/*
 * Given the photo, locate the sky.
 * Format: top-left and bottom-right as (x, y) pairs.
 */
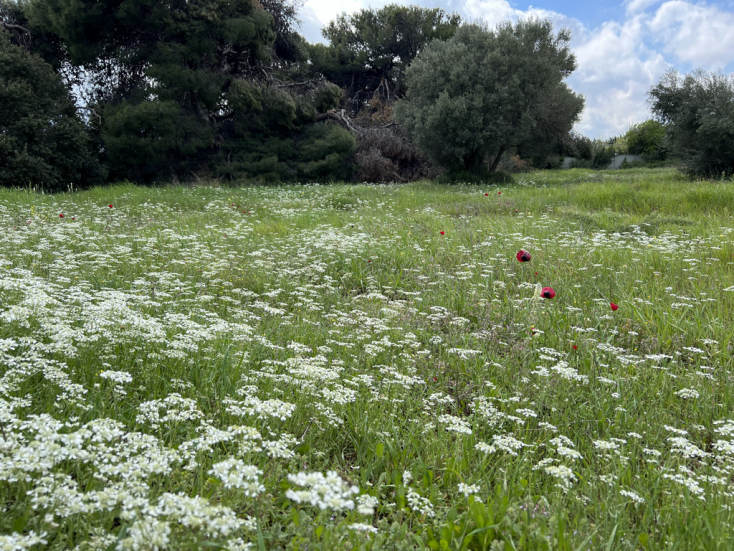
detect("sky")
(297, 0), (734, 138)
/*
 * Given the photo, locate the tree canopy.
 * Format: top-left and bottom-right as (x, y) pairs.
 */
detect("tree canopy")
(310, 5), (461, 112)
(649, 69), (734, 177)
(15, 0), (353, 182)
(0, 32), (105, 190)
(394, 20), (584, 174)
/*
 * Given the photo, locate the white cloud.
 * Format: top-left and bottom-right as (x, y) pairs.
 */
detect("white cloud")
(649, 1), (734, 68)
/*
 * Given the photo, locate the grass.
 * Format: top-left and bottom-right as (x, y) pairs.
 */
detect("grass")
(2, 167), (734, 550)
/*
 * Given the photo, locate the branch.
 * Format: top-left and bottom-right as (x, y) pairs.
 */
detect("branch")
(1, 22), (30, 34)
(315, 109), (364, 136)
(77, 106), (102, 125)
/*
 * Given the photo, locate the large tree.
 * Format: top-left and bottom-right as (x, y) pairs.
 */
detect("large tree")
(310, 4), (461, 112)
(23, 0), (353, 182)
(649, 69), (734, 177)
(0, 32), (105, 190)
(394, 20), (584, 174)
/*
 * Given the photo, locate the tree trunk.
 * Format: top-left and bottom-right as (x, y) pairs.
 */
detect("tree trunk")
(488, 145), (508, 173)
(464, 150), (485, 173)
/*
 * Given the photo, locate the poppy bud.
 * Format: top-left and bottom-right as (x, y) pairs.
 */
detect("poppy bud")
(516, 250), (531, 262)
(610, 302), (619, 311)
(541, 287), (555, 299)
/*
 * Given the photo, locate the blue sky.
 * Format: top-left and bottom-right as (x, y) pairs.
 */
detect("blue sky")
(298, 0), (734, 138)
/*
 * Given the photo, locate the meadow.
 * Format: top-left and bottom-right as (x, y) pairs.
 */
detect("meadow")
(2, 167), (734, 550)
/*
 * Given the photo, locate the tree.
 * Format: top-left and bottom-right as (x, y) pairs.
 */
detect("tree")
(24, 0), (353, 182)
(649, 69), (734, 177)
(394, 20), (584, 175)
(310, 5), (461, 113)
(624, 119), (666, 159)
(0, 32), (105, 190)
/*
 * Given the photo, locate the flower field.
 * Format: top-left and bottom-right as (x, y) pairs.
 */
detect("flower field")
(2, 168), (734, 550)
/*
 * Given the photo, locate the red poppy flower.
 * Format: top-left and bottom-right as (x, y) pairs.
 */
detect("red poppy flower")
(534, 272), (538, 275)
(108, 204), (113, 208)
(516, 249), (531, 262)
(541, 287), (555, 299)
(610, 302), (619, 311)
(440, 231), (445, 235)
(572, 345), (578, 350)
(59, 214), (64, 218)
(485, 193), (489, 196)
(498, 191), (501, 195)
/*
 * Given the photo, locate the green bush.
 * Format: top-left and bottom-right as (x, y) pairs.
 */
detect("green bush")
(624, 119), (667, 159)
(649, 69), (734, 177)
(0, 34), (105, 190)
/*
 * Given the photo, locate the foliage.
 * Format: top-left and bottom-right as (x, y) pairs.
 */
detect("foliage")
(3, 169), (734, 549)
(310, 4), (461, 113)
(394, 20), (584, 175)
(23, 0), (352, 182)
(0, 32), (105, 190)
(624, 119), (667, 159)
(649, 69), (734, 177)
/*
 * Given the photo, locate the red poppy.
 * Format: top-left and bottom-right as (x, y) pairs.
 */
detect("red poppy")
(440, 231), (445, 235)
(485, 193), (489, 196)
(610, 302), (619, 311)
(59, 214), (64, 218)
(498, 191), (501, 195)
(108, 204), (113, 208)
(541, 287), (555, 299)
(516, 249), (531, 262)
(572, 345), (578, 350)
(534, 272), (538, 275)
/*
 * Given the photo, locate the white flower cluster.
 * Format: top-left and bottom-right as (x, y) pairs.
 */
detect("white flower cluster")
(209, 459), (264, 495)
(406, 489), (435, 518)
(285, 471), (359, 511)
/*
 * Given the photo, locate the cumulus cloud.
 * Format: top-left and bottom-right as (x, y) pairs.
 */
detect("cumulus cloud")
(649, 1), (734, 68)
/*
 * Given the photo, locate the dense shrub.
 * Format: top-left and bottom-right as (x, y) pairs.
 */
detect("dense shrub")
(624, 119), (667, 159)
(0, 33), (105, 190)
(353, 126), (434, 182)
(649, 69), (734, 178)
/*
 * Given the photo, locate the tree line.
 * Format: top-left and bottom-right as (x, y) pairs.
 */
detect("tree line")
(1, 0), (732, 191)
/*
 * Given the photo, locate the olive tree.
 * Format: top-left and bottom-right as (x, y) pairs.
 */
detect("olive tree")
(394, 19), (584, 174)
(649, 69), (734, 177)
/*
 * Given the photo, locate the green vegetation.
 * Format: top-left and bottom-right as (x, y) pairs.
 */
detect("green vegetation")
(395, 20), (584, 175)
(2, 168), (734, 549)
(0, 33), (105, 190)
(650, 69), (734, 178)
(310, 5), (461, 106)
(623, 120), (667, 160)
